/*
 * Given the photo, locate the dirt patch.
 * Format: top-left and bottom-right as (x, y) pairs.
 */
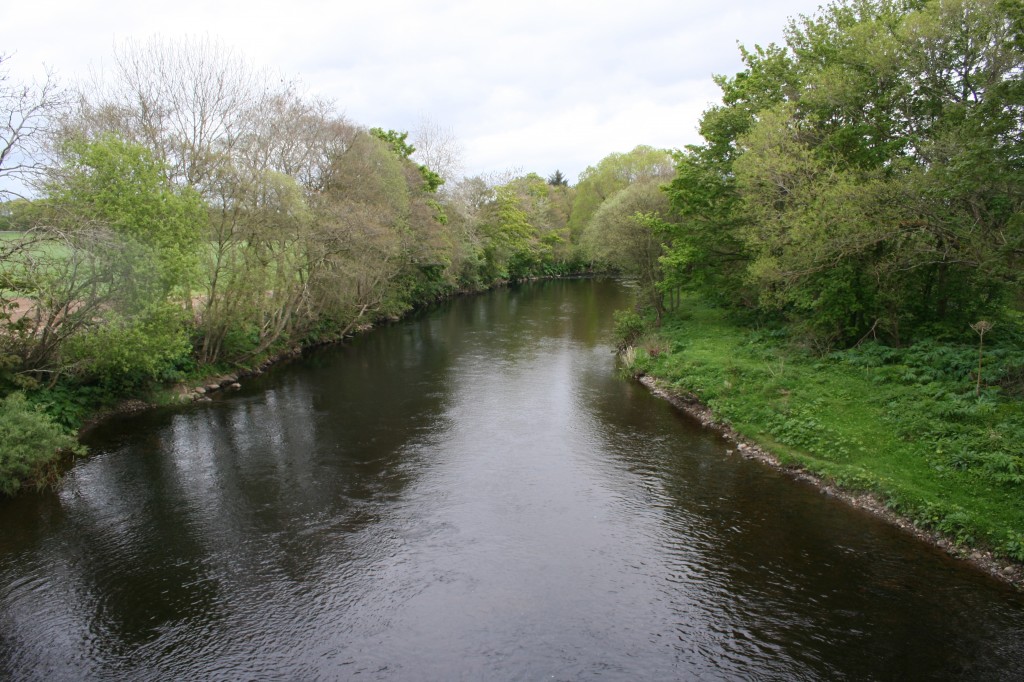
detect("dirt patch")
(638, 374), (1023, 591)
(2, 297), (37, 324)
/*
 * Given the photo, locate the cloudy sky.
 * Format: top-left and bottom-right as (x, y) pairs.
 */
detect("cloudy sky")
(2, 0), (828, 183)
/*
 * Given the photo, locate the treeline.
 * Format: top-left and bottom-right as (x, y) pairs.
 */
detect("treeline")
(3, 0), (1021, 494)
(587, 0), (1024, 560)
(584, 0), (1023, 349)
(0, 38), (589, 492)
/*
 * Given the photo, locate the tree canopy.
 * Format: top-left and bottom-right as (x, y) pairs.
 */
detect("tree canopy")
(663, 0), (1024, 346)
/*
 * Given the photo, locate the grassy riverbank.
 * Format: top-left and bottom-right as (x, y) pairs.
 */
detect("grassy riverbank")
(624, 300), (1024, 564)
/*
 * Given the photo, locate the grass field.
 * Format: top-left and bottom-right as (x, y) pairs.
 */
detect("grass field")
(629, 299), (1024, 562)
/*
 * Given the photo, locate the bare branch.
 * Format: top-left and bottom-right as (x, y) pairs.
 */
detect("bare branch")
(0, 54), (67, 200)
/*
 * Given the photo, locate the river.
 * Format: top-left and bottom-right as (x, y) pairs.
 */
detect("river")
(2, 279), (1023, 680)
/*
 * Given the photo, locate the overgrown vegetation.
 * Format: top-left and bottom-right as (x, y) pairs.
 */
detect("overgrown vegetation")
(626, 300), (1024, 561)
(658, 0), (1024, 349)
(588, 0), (1024, 561)
(0, 392), (84, 495)
(0, 42), (588, 493)
(2, 0), (1021, 573)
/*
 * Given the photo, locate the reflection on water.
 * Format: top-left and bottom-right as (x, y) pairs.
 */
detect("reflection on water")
(2, 280), (1023, 680)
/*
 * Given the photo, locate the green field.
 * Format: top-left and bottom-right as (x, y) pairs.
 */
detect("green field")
(628, 299), (1024, 562)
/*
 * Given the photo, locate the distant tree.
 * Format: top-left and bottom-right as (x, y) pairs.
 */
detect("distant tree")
(411, 117), (464, 185)
(569, 146), (674, 243)
(369, 127), (416, 159)
(582, 180), (672, 317)
(371, 126), (444, 192)
(547, 169), (568, 186)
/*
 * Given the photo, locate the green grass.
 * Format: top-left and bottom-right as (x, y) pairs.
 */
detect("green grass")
(629, 300), (1024, 561)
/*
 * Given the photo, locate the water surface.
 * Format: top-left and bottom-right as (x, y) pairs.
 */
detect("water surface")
(2, 280), (1023, 680)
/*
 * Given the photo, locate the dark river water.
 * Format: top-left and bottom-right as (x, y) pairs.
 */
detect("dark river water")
(2, 279), (1023, 680)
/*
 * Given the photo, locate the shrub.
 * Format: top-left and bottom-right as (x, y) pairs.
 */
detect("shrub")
(613, 309), (648, 351)
(0, 392), (85, 495)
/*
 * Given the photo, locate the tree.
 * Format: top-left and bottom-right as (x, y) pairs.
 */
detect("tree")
(547, 169), (568, 186)
(411, 117), (464, 185)
(309, 132), (413, 326)
(663, 0), (1024, 345)
(0, 135), (204, 387)
(481, 184), (541, 279)
(70, 36), (273, 190)
(568, 146), (674, 243)
(371, 126), (444, 192)
(49, 134), (205, 297)
(582, 180), (672, 317)
(0, 54), (65, 200)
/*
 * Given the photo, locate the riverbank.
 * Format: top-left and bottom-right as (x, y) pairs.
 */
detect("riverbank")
(74, 276), (586, 437)
(625, 301), (1024, 590)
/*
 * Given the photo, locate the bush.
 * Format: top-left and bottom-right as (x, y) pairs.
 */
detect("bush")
(63, 306), (192, 392)
(0, 392), (85, 495)
(613, 309), (648, 351)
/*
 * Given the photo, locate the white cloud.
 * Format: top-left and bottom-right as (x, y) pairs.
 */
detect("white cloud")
(1, 0), (827, 182)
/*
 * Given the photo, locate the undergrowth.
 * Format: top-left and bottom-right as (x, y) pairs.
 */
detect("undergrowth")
(629, 300), (1024, 563)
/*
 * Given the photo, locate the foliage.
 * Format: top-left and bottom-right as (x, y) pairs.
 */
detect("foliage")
(63, 308), (193, 391)
(636, 298), (1024, 559)
(582, 181), (673, 316)
(0, 135), (205, 386)
(662, 0), (1024, 347)
(0, 37), (600, 495)
(473, 173), (575, 280)
(49, 133), (206, 298)
(547, 169), (568, 186)
(369, 127), (416, 159)
(613, 309), (648, 351)
(0, 392), (83, 495)
(371, 126), (444, 191)
(568, 145), (674, 243)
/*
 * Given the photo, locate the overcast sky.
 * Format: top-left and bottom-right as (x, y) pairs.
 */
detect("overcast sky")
(2, 0), (828, 183)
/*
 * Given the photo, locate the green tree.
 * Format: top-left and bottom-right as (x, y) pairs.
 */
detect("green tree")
(582, 180), (672, 317)
(50, 134), (205, 299)
(547, 169), (568, 186)
(41, 135), (202, 386)
(370, 127), (444, 192)
(568, 146), (674, 243)
(1, 135), (203, 387)
(664, 0), (1023, 346)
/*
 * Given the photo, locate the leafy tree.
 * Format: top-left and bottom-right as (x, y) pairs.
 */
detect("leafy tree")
(0, 135), (204, 387)
(371, 126), (444, 192)
(49, 134), (205, 298)
(480, 184), (541, 279)
(582, 180), (673, 317)
(310, 132), (413, 325)
(568, 146), (674, 243)
(369, 127), (417, 159)
(663, 0), (1024, 346)
(23, 135), (203, 386)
